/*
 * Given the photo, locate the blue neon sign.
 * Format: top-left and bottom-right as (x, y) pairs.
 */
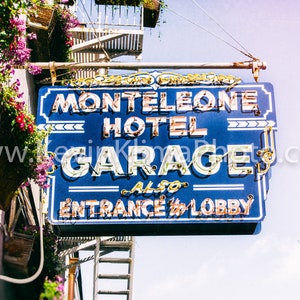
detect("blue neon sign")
(37, 76), (277, 235)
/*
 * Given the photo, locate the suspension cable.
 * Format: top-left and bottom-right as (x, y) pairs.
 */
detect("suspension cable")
(166, 2), (257, 60)
(190, 0), (256, 60)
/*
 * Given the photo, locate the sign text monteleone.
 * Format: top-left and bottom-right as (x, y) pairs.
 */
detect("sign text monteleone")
(37, 73), (277, 235)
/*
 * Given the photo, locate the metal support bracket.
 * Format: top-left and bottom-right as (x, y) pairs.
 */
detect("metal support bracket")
(256, 126), (276, 175)
(252, 60), (260, 82)
(49, 61), (57, 85)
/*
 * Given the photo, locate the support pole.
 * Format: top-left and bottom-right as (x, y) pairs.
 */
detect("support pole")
(68, 258), (78, 300)
(24, 60), (266, 71)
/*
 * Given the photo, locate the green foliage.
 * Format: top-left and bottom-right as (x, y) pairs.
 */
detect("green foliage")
(39, 276), (65, 300)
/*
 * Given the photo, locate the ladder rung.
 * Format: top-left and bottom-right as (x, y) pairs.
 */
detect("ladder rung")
(98, 290), (129, 295)
(101, 241), (133, 248)
(98, 274), (130, 280)
(99, 257), (132, 264)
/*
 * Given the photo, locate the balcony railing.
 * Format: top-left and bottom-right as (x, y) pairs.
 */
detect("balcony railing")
(74, 1), (143, 30)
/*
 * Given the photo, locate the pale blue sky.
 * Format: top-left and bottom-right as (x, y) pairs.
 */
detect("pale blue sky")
(79, 1), (300, 299)
(133, 1), (300, 299)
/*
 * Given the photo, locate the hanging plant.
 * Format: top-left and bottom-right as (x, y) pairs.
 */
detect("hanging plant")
(0, 0), (42, 74)
(142, 0), (161, 28)
(27, 2), (80, 83)
(52, 5), (81, 62)
(0, 69), (54, 209)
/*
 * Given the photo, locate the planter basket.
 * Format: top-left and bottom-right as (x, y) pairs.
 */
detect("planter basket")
(27, 6), (57, 62)
(3, 232), (35, 274)
(143, 0), (160, 28)
(28, 6), (57, 35)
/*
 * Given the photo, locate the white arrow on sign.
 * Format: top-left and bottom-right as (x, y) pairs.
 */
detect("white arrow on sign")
(64, 123), (75, 130)
(228, 121), (238, 127)
(228, 119), (276, 130)
(237, 121), (248, 127)
(38, 122), (85, 133)
(247, 120), (258, 127)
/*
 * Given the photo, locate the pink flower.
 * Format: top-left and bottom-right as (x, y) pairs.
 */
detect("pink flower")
(17, 92), (24, 98)
(55, 275), (65, 284)
(27, 32), (37, 40)
(28, 124), (34, 133)
(28, 64), (42, 75)
(16, 101), (25, 110)
(16, 113), (25, 123)
(34, 155), (55, 188)
(9, 18), (26, 33)
(19, 122), (25, 130)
